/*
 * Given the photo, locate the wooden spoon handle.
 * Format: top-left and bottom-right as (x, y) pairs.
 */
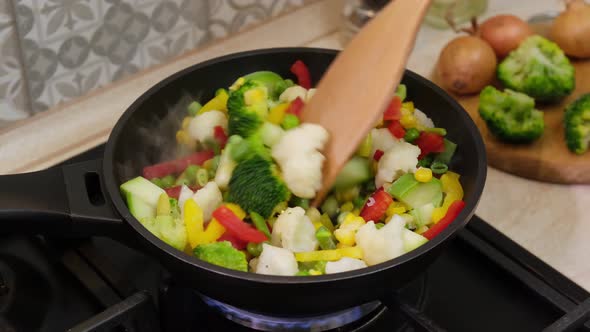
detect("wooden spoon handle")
(304, 0), (432, 206)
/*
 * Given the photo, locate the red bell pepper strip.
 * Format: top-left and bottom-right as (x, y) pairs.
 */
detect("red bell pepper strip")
(360, 189), (393, 222)
(164, 185), (202, 199)
(218, 232), (248, 250)
(290, 60), (312, 89)
(142, 150), (214, 179)
(383, 96), (402, 121)
(387, 120), (406, 139)
(373, 149), (384, 161)
(213, 126), (228, 148)
(285, 97), (305, 119)
(212, 206), (268, 243)
(414, 132), (445, 159)
(422, 200), (465, 240)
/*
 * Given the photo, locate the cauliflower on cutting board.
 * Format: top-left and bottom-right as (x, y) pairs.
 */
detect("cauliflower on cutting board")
(375, 140), (420, 188)
(271, 123), (329, 198)
(271, 207), (318, 252)
(325, 257), (367, 274)
(356, 215), (406, 266)
(188, 110), (227, 143)
(192, 181), (223, 222)
(253, 243), (298, 276)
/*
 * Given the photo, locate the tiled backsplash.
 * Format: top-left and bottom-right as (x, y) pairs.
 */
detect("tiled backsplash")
(0, 0), (305, 127)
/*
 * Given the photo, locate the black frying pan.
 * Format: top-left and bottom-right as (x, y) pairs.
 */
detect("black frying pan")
(0, 48), (486, 315)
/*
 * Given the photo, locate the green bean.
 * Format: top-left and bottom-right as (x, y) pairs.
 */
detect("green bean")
(424, 127), (447, 136)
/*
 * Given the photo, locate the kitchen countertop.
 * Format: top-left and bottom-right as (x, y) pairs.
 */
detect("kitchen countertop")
(1, 0), (588, 291)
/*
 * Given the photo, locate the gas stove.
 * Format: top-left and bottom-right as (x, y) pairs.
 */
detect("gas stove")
(1, 145), (589, 332)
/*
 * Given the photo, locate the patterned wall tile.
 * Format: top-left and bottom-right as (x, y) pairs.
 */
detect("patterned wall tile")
(4, 0), (305, 122)
(0, 0), (31, 126)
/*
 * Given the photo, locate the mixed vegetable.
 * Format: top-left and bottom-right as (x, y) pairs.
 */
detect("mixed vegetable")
(120, 60), (465, 276)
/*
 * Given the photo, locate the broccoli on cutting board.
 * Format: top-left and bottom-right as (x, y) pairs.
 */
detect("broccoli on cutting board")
(564, 93), (590, 155)
(497, 35), (575, 103)
(478, 86), (545, 143)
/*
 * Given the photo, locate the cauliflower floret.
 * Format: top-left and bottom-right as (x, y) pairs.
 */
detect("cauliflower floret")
(191, 181), (222, 222)
(271, 123), (329, 198)
(370, 128), (402, 158)
(253, 244), (298, 276)
(187, 110), (227, 143)
(356, 215), (405, 266)
(271, 207), (318, 252)
(325, 257), (367, 274)
(279, 85), (307, 103)
(375, 140), (420, 188)
(214, 148), (235, 190)
(414, 108), (434, 128)
(178, 185), (194, 216)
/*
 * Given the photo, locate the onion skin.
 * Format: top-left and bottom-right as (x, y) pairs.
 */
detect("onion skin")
(437, 36), (498, 95)
(550, 0), (590, 59)
(480, 15), (533, 58)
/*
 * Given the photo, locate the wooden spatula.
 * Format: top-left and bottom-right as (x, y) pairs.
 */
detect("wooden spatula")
(302, 0), (432, 206)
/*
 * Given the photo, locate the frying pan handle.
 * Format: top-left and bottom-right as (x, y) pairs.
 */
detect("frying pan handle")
(0, 160), (126, 238)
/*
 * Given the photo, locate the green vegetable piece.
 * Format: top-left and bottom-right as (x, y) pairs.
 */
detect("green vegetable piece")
(395, 84), (407, 101)
(184, 165), (200, 182)
(319, 213), (335, 232)
(388, 174), (443, 209)
(160, 175), (176, 189)
(156, 215), (187, 251)
(404, 128), (420, 143)
(121, 176), (165, 215)
(353, 196), (366, 209)
(430, 161), (448, 175)
(417, 155), (434, 168)
(281, 114), (300, 130)
(228, 155), (290, 218)
(187, 101), (202, 116)
(174, 173), (191, 186)
(497, 35), (575, 102)
(564, 93), (590, 155)
(243, 71), (291, 100)
(227, 80), (269, 137)
(423, 127), (447, 136)
(409, 203), (435, 227)
(387, 174), (419, 198)
(250, 212), (271, 238)
(215, 88), (227, 96)
(402, 229), (428, 252)
(321, 196), (340, 218)
(296, 270), (311, 276)
(333, 156), (372, 190)
(150, 177), (164, 188)
(478, 86), (545, 143)
(290, 196), (310, 210)
(193, 241), (248, 272)
(247, 242), (263, 257)
(207, 155), (221, 179)
(169, 198), (180, 219)
(335, 186), (360, 203)
(316, 226), (336, 250)
(375, 223), (385, 229)
(434, 139), (457, 165)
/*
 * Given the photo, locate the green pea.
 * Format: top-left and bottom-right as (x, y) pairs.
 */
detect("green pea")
(417, 155), (434, 168)
(150, 177), (164, 188)
(353, 196), (366, 209)
(281, 114), (300, 130)
(184, 165), (200, 182)
(375, 223), (385, 229)
(187, 101), (202, 116)
(404, 128), (420, 143)
(160, 175), (176, 188)
(247, 242), (263, 257)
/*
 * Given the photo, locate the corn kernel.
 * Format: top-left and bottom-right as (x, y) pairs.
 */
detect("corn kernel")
(341, 202), (354, 212)
(402, 101), (415, 113)
(386, 202), (407, 217)
(414, 167), (433, 183)
(182, 117), (192, 130)
(244, 88), (267, 105)
(400, 114), (418, 128)
(176, 130), (191, 145)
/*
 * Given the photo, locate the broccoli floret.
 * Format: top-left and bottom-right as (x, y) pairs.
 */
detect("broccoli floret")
(227, 80), (270, 137)
(227, 154), (289, 218)
(478, 86), (544, 143)
(497, 35), (575, 103)
(193, 241), (248, 272)
(564, 93), (590, 154)
(243, 71), (293, 100)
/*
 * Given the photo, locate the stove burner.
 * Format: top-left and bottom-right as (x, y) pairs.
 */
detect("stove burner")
(201, 295), (381, 332)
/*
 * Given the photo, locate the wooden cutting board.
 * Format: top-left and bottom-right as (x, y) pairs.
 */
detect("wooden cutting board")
(436, 60), (590, 184)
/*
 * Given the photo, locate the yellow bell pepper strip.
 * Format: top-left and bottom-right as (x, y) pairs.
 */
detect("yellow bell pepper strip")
(201, 219), (226, 244)
(431, 171), (464, 223)
(156, 193), (171, 216)
(333, 214), (365, 246)
(250, 212), (271, 238)
(198, 89), (229, 114)
(295, 246), (363, 262)
(183, 199), (204, 248)
(268, 102), (290, 124)
(386, 201), (407, 218)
